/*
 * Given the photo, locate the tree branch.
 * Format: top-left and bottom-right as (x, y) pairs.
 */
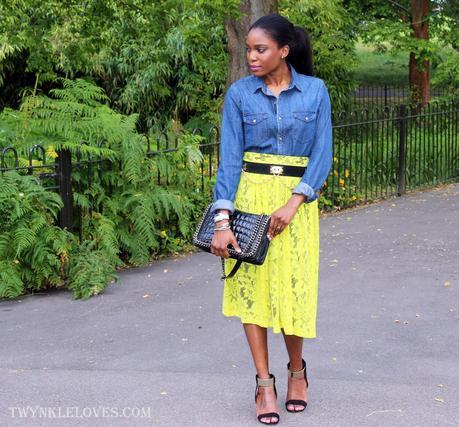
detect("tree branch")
(386, 0), (411, 15)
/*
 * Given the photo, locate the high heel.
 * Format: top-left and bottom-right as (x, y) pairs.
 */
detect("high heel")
(285, 358), (308, 412)
(255, 373), (280, 425)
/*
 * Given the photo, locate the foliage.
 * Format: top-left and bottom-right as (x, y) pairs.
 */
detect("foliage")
(67, 239), (119, 300)
(0, 78), (208, 299)
(73, 126), (205, 267)
(0, 0), (367, 127)
(0, 0), (241, 131)
(0, 78), (136, 158)
(0, 170), (71, 297)
(432, 49), (459, 97)
(280, 0), (358, 111)
(0, 170), (122, 300)
(344, 0), (459, 79)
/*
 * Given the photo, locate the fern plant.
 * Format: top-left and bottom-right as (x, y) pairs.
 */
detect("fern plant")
(0, 78), (211, 300)
(0, 171), (70, 297)
(0, 170), (122, 300)
(74, 120), (205, 266)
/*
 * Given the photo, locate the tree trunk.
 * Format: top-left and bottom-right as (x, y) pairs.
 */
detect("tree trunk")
(409, 0), (430, 106)
(224, 0), (278, 87)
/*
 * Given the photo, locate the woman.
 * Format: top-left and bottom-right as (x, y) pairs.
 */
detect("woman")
(210, 13), (332, 425)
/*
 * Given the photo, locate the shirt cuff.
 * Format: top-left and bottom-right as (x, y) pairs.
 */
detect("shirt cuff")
(211, 199), (235, 214)
(292, 182), (317, 203)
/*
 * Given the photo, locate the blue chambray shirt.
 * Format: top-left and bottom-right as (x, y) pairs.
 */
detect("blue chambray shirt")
(212, 63), (333, 214)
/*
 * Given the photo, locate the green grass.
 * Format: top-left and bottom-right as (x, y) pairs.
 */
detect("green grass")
(354, 40), (451, 86)
(354, 42), (410, 85)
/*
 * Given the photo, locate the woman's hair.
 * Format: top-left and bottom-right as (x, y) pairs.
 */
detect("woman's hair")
(248, 13), (314, 76)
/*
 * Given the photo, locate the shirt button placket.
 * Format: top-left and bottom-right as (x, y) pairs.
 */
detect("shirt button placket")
(277, 97), (283, 152)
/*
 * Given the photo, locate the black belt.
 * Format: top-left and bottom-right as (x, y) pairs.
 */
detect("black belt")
(242, 161), (306, 177)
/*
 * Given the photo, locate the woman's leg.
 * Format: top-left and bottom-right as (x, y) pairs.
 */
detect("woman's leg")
(243, 323), (279, 424)
(282, 331), (308, 411)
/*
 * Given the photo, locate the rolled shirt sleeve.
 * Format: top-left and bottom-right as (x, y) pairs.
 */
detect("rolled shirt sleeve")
(292, 81), (333, 203)
(211, 84), (244, 214)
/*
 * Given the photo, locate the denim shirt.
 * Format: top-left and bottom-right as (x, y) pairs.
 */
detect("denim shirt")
(212, 63), (333, 214)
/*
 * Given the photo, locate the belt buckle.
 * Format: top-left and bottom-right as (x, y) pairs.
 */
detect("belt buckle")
(270, 165), (284, 176)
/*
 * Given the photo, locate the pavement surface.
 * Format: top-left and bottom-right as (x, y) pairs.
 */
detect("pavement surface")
(1, 182), (458, 427)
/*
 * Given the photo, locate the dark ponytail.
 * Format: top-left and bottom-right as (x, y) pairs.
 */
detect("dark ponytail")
(249, 14), (314, 76)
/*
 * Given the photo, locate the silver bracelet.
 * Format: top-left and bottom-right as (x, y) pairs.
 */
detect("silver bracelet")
(214, 212), (230, 223)
(214, 222), (231, 232)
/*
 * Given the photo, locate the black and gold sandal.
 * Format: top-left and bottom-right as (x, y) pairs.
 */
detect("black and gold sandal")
(255, 373), (280, 425)
(285, 358), (309, 412)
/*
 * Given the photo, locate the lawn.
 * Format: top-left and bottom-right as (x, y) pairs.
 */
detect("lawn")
(354, 39), (450, 86)
(354, 42), (409, 85)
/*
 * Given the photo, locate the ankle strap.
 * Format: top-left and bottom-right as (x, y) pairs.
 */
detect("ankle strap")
(287, 358), (307, 378)
(256, 374), (274, 387)
(288, 367), (305, 378)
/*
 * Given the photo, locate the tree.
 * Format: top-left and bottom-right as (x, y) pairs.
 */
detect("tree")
(409, 0), (430, 105)
(345, 0), (459, 105)
(225, 0), (278, 85)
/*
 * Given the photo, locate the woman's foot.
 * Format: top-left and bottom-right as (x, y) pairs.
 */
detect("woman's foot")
(285, 374), (308, 411)
(285, 359), (308, 412)
(255, 374), (280, 424)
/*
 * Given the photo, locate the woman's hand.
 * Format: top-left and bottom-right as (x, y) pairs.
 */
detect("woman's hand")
(211, 222), (242, 258)
(267, 194), (306, 240)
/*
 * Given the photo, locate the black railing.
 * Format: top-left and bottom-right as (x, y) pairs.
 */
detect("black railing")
(350, 85), (450, 108)
(1, 99), (458, 231)
(328, 99), (458, 208)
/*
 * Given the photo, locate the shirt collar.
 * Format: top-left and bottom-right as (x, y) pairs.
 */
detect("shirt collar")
(252, 62), (302, 94)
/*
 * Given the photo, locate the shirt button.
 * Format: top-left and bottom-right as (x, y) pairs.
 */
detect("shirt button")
(253, 119), (256, 123)
(279, 137), (282, 140)
(278, 116), (282, 120)
(305, 117), (309, 120)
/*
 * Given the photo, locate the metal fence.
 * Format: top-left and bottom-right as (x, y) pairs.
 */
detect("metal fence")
(1, 99), (458, 232)
(350, 85), (450, 108)
(330, 99), (458, 206)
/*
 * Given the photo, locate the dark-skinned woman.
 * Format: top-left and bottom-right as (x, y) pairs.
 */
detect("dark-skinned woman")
(210, 13), (333, 425)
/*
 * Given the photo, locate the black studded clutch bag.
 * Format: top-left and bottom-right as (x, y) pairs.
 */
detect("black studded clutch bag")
(192, 203), (272, 280)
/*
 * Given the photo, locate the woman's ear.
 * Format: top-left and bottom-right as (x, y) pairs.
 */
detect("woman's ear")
(281, 45), (290, 59)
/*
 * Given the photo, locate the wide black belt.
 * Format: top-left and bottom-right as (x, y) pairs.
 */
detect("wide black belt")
(242, 161), (306, 177)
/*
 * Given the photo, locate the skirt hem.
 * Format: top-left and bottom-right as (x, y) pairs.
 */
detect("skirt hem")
(222, 310), (317, 339)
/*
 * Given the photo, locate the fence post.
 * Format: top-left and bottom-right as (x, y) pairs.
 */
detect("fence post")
(397, 104), (407, 196)
(56, 149), (73, 231)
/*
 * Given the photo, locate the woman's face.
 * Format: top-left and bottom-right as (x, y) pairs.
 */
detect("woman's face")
(245, 27), (289, 76)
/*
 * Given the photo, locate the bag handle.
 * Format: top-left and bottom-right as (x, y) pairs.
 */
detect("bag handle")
(220, 257), (242, 280)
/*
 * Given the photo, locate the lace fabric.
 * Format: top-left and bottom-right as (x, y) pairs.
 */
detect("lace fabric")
(222, 151), (319, 338)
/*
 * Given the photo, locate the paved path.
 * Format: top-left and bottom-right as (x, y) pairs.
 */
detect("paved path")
(1, 183), (458, 427)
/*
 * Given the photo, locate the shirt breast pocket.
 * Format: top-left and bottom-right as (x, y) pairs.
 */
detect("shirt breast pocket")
(293, 111), (317, 144)
(243, 112), (269, 143)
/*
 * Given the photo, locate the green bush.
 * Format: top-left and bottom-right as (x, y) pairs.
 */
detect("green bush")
(0, 171), (71, 297)
(0, 78), (210, 300)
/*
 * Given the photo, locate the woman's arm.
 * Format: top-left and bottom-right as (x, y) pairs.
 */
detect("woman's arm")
(210, 85), (244, 257)
(211, 84), (244, 214)
(292, 81), (333, 203)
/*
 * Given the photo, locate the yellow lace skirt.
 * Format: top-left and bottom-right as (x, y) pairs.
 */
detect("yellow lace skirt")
(222, 151), (319, 338)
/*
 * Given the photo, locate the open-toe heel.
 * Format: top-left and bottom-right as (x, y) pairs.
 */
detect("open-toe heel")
(255, 373), (280, 425)
(285, 358), (308, 413)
